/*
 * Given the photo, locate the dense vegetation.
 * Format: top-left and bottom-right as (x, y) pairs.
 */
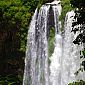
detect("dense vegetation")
(0, 0), (40, 84)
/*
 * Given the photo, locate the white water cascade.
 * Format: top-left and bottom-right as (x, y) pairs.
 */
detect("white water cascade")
(50, 34), (62, 85)
(23, 5), (50, 85)
(49, 2), (62, 85)
(61, 11), (85, 85)
(23, 1), (61, 85)
(23, 1), (85, 85)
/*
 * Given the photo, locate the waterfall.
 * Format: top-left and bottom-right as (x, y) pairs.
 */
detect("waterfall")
(61, 11), (78, 85)
(23, 0), (61, 84)
(49, 3), (62, 85)
(50, 34), (62, 85)
(23, 5), (50, 85)
(23, 1), (84, 85)
(61, 11), (85, 85)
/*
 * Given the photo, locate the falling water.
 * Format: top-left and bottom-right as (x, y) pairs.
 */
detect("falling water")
(23, 1), (61, 85)
(61, 11), (85, 85)
(23, 1), (85, 85)
(50, 34), (62, 85)
(61, 11), (78, 85)
(23, 9), (38, 85)
(23, 5), (50, 85)
(49, 3), (62, 85)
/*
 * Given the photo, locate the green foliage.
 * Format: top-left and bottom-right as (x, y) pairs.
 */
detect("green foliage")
(60, 0), (73, 30)
(48, 37), (54, 57)
(37, 0), (43, 10)
(0, 0), (39, 84)
(68, 80), (85, 85)
(48, 27), (55, 57)
(22, 0), (39, 12)
(0, 75), (22, 85)
(0, 0), (32, 52)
